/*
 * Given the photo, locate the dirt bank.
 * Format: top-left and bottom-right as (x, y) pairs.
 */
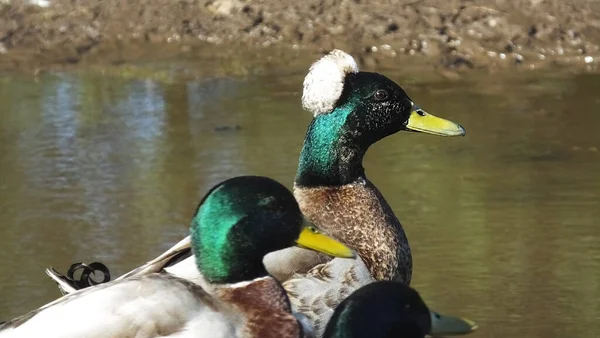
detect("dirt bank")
(2, 0), (600, 74)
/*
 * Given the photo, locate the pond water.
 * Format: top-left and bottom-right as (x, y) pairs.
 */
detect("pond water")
(0, 63), (599, 337)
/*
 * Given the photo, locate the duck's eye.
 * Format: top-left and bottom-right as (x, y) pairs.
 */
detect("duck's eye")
(373, 89), (389, 101)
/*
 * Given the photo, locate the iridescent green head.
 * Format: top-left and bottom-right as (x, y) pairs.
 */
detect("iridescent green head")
(297, 50), (466, 186)
(190, 176), (355, 284)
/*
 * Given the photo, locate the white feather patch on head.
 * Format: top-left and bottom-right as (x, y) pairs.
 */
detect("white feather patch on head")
(302, 49), (359, 116)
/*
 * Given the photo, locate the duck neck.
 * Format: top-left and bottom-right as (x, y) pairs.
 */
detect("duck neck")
(295, 109), (366, 187)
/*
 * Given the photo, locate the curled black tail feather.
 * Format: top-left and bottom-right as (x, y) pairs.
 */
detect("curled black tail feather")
(66, 262), (111, 289)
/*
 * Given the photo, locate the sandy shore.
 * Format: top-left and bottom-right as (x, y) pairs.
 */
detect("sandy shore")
(2, 0), (600, 74)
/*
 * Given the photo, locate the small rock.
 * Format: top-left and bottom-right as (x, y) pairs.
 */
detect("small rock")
(514, 54), (524, 64)
(386, 23), (399, 33)
(207, 0), (243, 16)
(327, 25), (345, 35)
(505, 41), (515, 52)
(528, 25), (538, 38)
(27, 0), (50, 7)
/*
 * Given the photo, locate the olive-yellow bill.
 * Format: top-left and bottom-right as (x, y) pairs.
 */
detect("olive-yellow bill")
(405, 104), (466, 137)
(296, 220), (356, 259)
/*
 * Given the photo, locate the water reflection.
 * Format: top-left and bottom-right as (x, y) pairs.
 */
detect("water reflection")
(0, 68), (599, 338)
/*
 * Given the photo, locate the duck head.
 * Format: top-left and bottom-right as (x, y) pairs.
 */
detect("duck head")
(296, 50), (465, 187)
(323, 281), (477, 338)
(323, 281), (432, 338)
(190, 176), (355, 284)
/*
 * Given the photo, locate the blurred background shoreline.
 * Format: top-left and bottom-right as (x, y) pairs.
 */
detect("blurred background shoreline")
(2, 0), (600, 74)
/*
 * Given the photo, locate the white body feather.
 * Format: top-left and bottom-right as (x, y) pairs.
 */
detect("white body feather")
(47, 235), (368, 338)
(1, 275), (239, 338)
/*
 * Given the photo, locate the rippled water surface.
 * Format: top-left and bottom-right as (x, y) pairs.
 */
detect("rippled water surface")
(1, 65), (599, 337)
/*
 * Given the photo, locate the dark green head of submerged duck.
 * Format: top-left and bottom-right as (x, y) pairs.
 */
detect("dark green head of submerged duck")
(323, 281), (431, 338)
(190, 176), (355, 284)
(296, 49), (466, 187)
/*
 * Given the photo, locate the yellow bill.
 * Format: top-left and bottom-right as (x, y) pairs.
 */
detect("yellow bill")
(405, 106), (466, 137)
(295, 221), (356, 259)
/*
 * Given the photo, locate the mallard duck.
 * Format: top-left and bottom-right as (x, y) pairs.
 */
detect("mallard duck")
(1, 176), (355, 338)
(45, 50), (473, 337)
(272, 50), (469, 337)
(323, 281), (477, 338)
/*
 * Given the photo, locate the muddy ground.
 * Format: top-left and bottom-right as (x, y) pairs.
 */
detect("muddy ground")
(1, 0), (600, 74)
